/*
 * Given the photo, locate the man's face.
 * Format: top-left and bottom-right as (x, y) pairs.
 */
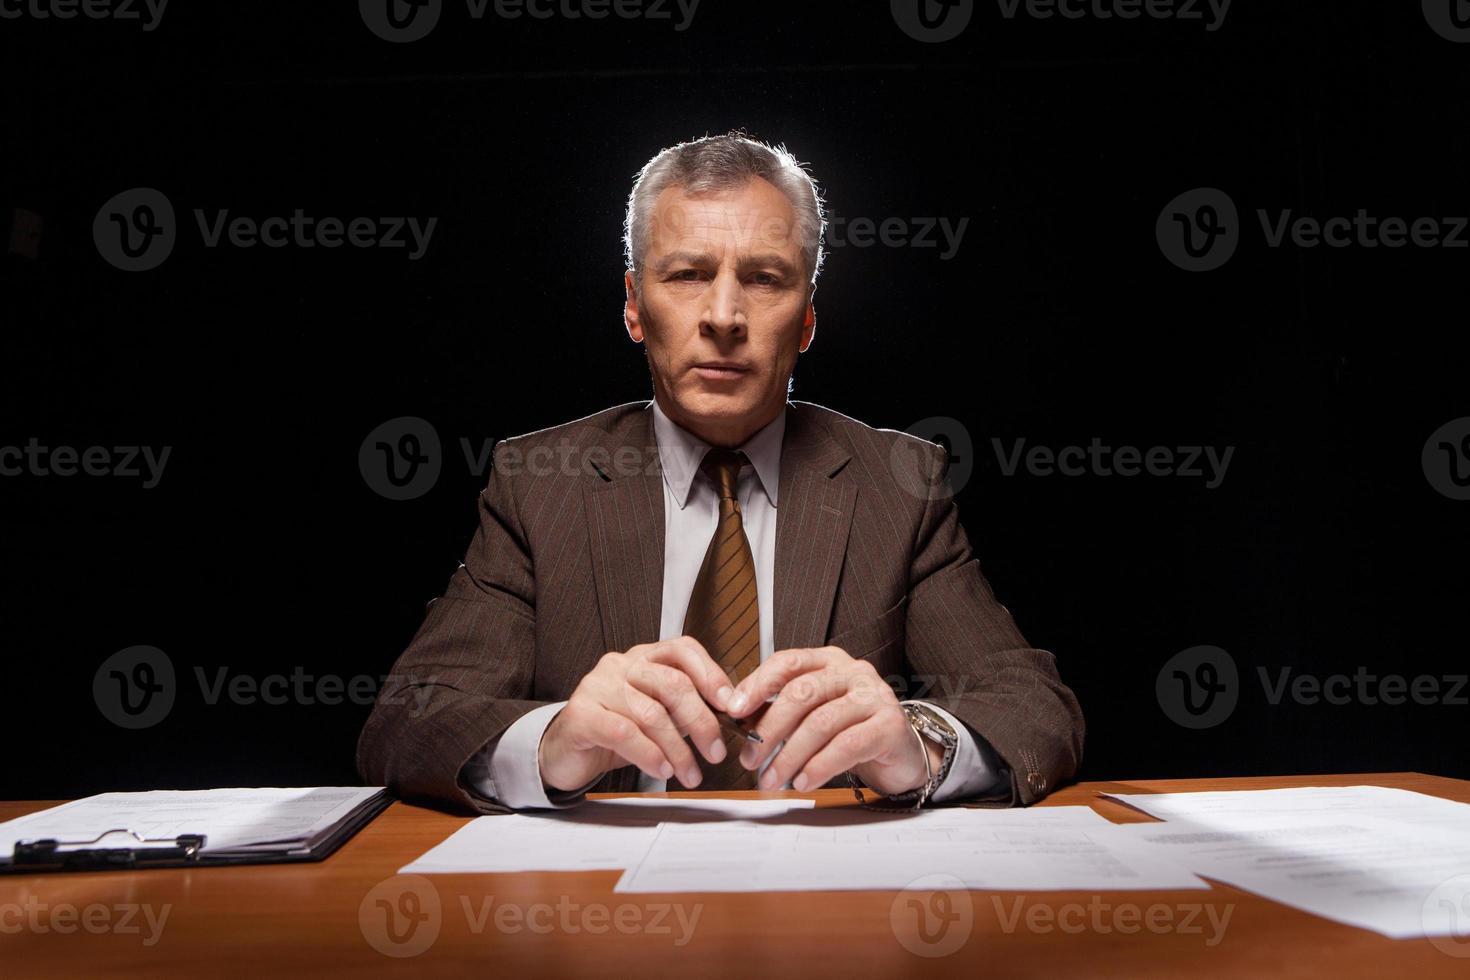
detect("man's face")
(625, 176), (816, 447)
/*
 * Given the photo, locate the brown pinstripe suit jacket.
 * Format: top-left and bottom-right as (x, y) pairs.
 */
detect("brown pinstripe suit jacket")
(357, 400), (1084, 813)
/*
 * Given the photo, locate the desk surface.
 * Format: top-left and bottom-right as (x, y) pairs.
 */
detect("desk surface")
(2, 772), (1467, 978)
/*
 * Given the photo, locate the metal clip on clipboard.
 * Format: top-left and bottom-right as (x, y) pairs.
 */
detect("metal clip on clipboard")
(12, 829), (208, 872)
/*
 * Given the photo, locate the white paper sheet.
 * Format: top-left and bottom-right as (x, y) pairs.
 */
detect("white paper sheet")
(1112, 813), (1470, 938)
(399, 797), (815, 874)
(1104, 785), (1470, 833)
(614, 805), (1208, 893)
(0, 787), (386, 860)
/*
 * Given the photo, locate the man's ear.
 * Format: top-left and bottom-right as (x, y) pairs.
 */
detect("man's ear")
(798, 294), (816, 353)
(624, 270), (644, 343)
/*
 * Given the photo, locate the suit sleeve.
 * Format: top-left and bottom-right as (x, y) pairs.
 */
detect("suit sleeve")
(357, 439), (554, 814)
(902, 441), (1086, 805)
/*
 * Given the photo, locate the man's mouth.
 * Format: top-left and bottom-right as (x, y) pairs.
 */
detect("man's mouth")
(692, 362), (750, 381)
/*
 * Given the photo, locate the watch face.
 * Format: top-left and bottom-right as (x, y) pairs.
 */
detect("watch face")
(908, 704), (957, 743)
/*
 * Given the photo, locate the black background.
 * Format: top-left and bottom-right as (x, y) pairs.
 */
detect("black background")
(3, 0), (1467, 801)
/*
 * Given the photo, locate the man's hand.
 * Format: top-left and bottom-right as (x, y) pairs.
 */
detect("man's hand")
(726, 646), (939, 796)
(538, 636), (735, 792)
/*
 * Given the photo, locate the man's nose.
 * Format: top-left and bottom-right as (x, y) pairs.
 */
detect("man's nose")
(701, 271), (747, 336)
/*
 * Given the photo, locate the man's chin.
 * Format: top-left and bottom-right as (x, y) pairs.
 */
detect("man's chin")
(673, 388), (755, 417)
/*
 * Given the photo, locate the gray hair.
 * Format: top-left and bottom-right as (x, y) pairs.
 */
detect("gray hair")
(622, 131), (826, 291)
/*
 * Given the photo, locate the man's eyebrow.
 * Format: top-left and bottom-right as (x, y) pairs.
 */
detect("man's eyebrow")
(650, 250), (800, 278)
(651, 250), (715, 273)
(740, 252), (799, 277)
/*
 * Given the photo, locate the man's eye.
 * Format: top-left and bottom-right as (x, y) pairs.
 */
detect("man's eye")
(672, 269), (704, 282)
(751, 272), (780, 286)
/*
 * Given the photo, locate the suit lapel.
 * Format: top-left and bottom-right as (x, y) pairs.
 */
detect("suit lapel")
(774, 404), (856, 651)
(584, 404), (666, 655)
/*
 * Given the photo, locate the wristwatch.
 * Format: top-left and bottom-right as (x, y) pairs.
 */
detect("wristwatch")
(847, 703), (958, 810)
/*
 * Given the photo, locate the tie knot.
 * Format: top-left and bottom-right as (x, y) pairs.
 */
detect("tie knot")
(699, 448), (746, 500)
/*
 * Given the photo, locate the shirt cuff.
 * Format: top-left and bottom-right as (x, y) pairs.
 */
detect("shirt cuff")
(459, 701), (598, 809)
(902, 700), (1009, 804)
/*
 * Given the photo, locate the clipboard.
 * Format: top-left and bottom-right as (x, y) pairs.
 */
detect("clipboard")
(3, 789), (392, 874)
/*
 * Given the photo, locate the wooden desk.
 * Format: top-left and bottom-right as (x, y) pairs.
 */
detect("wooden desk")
(2, 772), (1466, 978)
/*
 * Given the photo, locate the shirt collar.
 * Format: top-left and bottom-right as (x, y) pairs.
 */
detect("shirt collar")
(650, 397), (785, 510)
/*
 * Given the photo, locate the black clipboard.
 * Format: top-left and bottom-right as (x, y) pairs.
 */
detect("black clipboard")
(3, 789), (392, 874)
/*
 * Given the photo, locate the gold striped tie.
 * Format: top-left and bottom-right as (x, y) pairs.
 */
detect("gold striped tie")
(681, 448), (760, 790)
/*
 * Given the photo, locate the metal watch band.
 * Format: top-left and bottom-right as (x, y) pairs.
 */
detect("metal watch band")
(847, 703), (958, 810)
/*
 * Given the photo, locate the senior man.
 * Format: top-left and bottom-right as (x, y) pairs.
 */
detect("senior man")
(358, 132), (1084, 811)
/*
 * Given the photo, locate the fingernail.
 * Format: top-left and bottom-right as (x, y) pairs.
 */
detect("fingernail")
(740, 745), (758, 769)
(685, 768), (702, 787)
(659, 761), (674, 779)
(715, 686), (733, 710)
(759, 767), (779, 790)
(728, 691), (748, 714)
(708, 740), (727, 763)
(793, 773), (809, 791)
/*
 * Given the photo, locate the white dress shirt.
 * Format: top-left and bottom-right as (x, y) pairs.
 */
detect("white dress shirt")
(462, 399), (1006, 807)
